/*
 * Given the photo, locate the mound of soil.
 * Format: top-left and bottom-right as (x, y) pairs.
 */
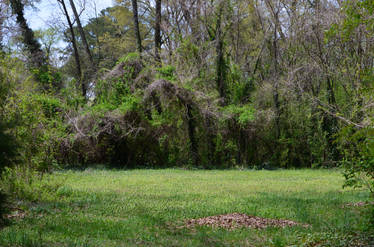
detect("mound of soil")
(185, 213), (310, 230)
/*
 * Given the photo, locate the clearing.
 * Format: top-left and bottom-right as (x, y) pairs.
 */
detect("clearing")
(0, 169), (372, 246)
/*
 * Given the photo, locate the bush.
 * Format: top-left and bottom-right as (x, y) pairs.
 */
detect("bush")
(0, 56), (18, 226)
(0, 167), (65, 202)
(3, 92), (66, 172)
(338, 126), (374, 195)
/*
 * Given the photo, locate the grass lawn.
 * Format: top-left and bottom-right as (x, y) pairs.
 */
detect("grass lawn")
(0, 169), (372, 246)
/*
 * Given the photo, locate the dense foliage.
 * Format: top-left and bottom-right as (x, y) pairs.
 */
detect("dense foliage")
(0, 54), (15, 225)
(0, 0), (372, 195)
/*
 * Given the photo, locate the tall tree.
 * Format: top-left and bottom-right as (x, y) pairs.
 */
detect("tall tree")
(215, 0), (227, 104)
(131, 0), (142, 55)
(68, 0), (94, 68)
(9, 0), (47, 68)
(0, 2), (5, 52)
(57, 0), (84, 96)
(154, 0), (162, 64)
(267, 0), (281, 140)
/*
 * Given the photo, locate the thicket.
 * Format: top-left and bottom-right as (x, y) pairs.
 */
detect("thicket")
(0, 55), (16, 225)
(0, 118), (15, 225)
(0, 0), (372, 198)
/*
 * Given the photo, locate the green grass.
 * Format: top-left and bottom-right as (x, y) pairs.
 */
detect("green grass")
(0, 169), (372, 246)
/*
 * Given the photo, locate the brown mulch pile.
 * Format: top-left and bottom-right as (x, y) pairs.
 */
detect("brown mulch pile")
(184, 213), (310, 230)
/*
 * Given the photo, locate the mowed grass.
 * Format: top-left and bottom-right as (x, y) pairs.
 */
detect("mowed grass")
(0, 169), (372, 246)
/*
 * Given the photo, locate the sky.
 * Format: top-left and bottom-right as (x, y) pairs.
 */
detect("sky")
(20, 0), (114, 67)
(25, 0), (114, 30)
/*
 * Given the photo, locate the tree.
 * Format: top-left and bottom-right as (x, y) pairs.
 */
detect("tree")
(154, 0), (162, 64)
(57, 0), (84, 96)
(330, 0), (374, 195)
(61, 4), (151, 73)
(131, 0), (142, 55)
(68, 0), (94, 69)
(0, 1), (6, 52)
(9, 0), (47, 68)
(35, 28), (62, 66)
(215, 0), (227, 103)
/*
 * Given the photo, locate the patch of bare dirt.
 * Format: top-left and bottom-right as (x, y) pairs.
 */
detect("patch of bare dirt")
(184, 213), (310, 230)
(343, 201), (374, 208)
(6, 208), (26, 220)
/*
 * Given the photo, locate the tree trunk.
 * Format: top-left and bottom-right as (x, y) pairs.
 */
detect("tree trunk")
(154, 0), (162, 64)
(186, 104), (198, 167)
(314, 0), (339, 163)
(131, 0), (142, 55)
(0, 7), (4, 52)
(322, 76), (339, 163)
(215, 3), (227, 104)
(206, 116), (216, 168)
(265, 0), (282, 140)
(58, 0), (85, 97)
(68, 0), (94, 68)
(272, 25), (281, 139)
(9, 0), (46, 68)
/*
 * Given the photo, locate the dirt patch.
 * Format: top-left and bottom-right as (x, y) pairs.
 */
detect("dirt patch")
(343, 201), (374, 208)
(6, 209), (26, 220)
(184, 213), (310, 230)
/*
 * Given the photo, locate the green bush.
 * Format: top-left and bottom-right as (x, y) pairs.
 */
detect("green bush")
(157, 65), (176, 81)
(338, 126), (374, 195)
(3, 92), (66, 172)
(0, 167), (66, 202)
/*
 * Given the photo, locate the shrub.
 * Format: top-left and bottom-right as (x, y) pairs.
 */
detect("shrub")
(0, 56), (17, 226)
(157, 65), (177, 81)
(339, 126), (374, 195)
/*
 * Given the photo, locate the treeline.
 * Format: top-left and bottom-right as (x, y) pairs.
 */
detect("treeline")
(0, 0), (372, 181)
